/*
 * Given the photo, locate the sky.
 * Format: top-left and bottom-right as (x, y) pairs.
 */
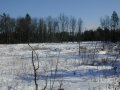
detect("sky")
(0, 0), (120, 30)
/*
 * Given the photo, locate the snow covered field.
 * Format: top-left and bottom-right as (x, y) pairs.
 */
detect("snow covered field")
(0, 42), (120, 90)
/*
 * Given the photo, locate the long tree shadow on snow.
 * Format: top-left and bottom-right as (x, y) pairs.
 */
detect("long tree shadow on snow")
(40, 68), (120, 79)
(16, 68), (120, 82)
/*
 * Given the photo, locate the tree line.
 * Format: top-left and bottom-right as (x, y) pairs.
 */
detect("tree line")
(0, 11), (119, 44)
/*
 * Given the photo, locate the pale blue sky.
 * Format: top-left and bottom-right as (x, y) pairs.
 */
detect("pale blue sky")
(0, 0), (120, 29)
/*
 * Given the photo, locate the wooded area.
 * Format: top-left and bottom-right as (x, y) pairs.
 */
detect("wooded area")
(0, 11), (120, 44)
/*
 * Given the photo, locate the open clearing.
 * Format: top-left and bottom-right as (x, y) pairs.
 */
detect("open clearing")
(0, 42), (120, 90)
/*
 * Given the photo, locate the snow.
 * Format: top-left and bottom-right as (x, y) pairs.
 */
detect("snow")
(98, 51), (107, 54)
(0, 42), (120, 90)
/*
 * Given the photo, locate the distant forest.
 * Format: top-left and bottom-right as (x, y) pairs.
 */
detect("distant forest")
(0, 11), (120, 44)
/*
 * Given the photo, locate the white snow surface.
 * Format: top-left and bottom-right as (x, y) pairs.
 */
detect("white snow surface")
(0, 42), (120, 90)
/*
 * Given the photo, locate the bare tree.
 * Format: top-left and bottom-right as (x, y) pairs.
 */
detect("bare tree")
(100, 16), (111, 30)
(70, 16), (76, 42)
(51, 51), (60, 90)
(47, 16), (54, 42)
(53, 18), (59, 42)
(0, 13), (15, 43)
(100, 16), (111, 49)
(78, 18), (83, 55)
(58, 14), (69, 42)
(28, 44), (39, 90)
